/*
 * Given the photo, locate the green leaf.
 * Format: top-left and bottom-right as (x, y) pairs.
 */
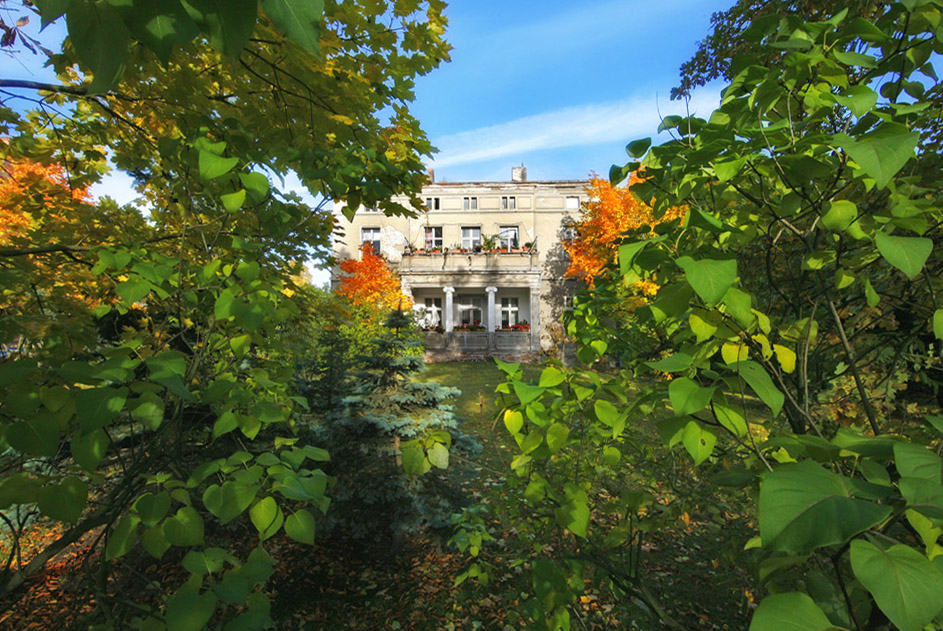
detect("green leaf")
(713, 157), (746, 182)
(538, 366), (566, 388)
(239, 172), (270, 200)
(142, 524), (171, 558)
(821, 200), (857, 232)
(689, 309), (719, 343)
(850, 540), (943, 631)
(668, 378), (714, 416)
(135, 491), (171, 527)
(875, 231), (933, 280)
(71, 428), (109, 471)
(33, 0), (71, 27)
(618, 241), (648, 275)
(894, 443), (942, 482)
(759, 461), (892, 553)
(832, 85), (878, 116)
(503, 409), (523, 435)
(249, 496), (283, 540)
(284, 509), (316, 545)
(512, 381), (544, 406)
(182, 547), (228, 575)
(736, 361), (784, 417)
(401, 443), (429, 476)
(183, 0), (258, 59)
(164, 506), (205, 546)
(676, 257), (737, 305)
(198, 149), (239, 181)
(682, 421), (715, 465)
(554, 498), (589, 538)
(165, 590), (216, 631)
(105, 514), (140, 560)
(625, 137), (651, 158)
(37, 477), (88, 523)
(749, 592), (834, 631)
(594, 399), (621, 427)
(546, 423), (570, 454)
(835, 122), (920, 189)
(75, 386), (129, 433)
(7, 416), (61, 458)
(203, 482), (256, 524)
(260, 0), (322, 52)
(427, 442), (449, 469)
(644, 353), (692, 372)
(115, 278), (151, 304)
(109, 0), (199, 62)
(713, 400), (747, 437)
(934, 309), (943, 340)
(131, 392), (165, 429)
(221, 189), (247, 212)
(66, 0), (131, 93)
(864, 277), (880, 306)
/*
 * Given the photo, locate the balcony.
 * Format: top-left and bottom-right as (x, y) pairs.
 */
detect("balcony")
(424, 330), (533, 356)
(399, 248), (539, 273)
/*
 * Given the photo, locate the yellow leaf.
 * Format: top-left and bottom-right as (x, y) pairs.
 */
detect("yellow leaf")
(773, 344), (797, 373)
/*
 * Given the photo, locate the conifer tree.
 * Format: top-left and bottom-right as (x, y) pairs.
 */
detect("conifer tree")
(317, 309), (477, 542)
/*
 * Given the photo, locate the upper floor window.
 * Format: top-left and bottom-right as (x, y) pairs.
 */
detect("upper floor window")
(461, 226), (481, 250)
(362, 204), (379, 213)
(361, 227), (381, 256)
(502, 196), (516, 210)
(463, 196), (478, 210)
(565, 196), (580, 210)
(424, 226), (443, 249)
(425, 197), (440, 211)
(499, 225), (519, 249)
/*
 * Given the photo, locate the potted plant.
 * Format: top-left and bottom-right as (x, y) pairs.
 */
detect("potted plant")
(481, 234), (497, 252)
(523, 241), (533, 252)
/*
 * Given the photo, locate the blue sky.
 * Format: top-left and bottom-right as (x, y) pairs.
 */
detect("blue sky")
(4, 1), (731, 193)
(413, 0), (731, 182)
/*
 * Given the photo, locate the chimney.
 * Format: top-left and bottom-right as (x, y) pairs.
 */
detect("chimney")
(511, 165), (527, 182)
(426, 167), (435, 183)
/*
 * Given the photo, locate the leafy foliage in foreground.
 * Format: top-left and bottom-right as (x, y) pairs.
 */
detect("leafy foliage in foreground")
(0, 0), (448, 627)
(456, 3), (943, 630)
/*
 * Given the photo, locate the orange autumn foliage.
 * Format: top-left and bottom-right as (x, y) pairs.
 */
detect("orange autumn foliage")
(0, 160), (92, 245)
(337, 243), (411, 311)
(564, 175), (684, 286)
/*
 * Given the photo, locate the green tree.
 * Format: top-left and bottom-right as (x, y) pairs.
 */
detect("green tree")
(466, 3), (943, 631)
(316, 309), (475, 544)
(0, 1), (449, 627)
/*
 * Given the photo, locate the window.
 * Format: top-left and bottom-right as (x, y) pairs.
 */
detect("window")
(463, 196), (478, 210)
(424, 226), (443, 249)
(501, 297), (519, 327)
(502, 196), (516, 210)
(361, 227), (381, 255)
(423, 297), (442, 326)
(565, 196), (580, 210)
(425, 197), (440, 211)
(458, 296), (484, 326)
(461, 227), (481, 250)
(499, 225), (519, 249)
(362, 204), (379, 213)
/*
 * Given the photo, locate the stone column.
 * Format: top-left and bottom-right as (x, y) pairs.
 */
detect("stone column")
(486, 286), (498, 353)
(443, 286), (455, 332)
(529, 284), (541, 351)
(486, 286), (498, 331)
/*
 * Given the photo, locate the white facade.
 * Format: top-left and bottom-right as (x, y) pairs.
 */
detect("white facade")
(332, 168), (587, 355)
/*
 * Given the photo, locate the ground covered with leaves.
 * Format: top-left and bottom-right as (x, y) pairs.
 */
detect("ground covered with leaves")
(0, 362), (756, 630)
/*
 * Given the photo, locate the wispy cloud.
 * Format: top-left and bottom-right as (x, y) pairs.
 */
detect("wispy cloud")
(430, 88), (720, 169)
